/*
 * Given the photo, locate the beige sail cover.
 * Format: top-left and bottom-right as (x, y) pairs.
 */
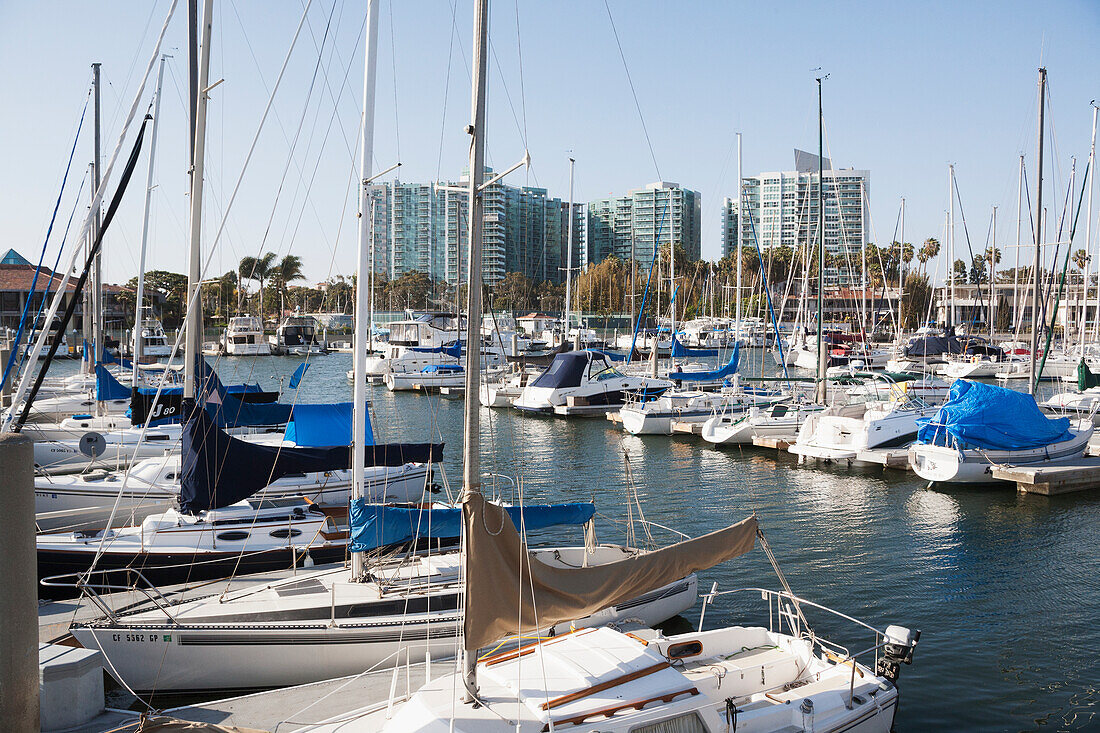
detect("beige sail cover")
(463, 492), (757, 650)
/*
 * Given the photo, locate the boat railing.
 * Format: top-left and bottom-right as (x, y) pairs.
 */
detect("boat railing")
(697, 585), (892, 707)
(40, 567), (183, 624)
(632, 519), (692, 544)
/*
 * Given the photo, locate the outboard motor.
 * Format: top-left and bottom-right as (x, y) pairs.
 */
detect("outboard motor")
(877, 625), (920, 682)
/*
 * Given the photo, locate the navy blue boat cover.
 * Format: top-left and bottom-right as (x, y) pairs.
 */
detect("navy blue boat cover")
(349, 500), (595, 553)
(180, 408), (443, 513)
(668, 343), (740, 382)
(409, 341), (462, 358)
(283, 402), (373, 447)
(670, 337), (719, 358)
(95, 365), (131, 401)
(197, 357), (293, 427)
(915, 379), (1072, 450)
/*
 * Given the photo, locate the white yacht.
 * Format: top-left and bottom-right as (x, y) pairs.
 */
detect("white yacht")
(789, 394), (938, 464)
(224, 315), (271, 355)
(702, 401), (825, 445)
(384, 363), (466, 392)
(129, 308), (171, 358)
(513, 350), (673, 414)
(270, 314), (326, 355)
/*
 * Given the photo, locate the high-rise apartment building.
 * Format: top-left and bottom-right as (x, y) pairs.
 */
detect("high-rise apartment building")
(720, 198), (739, 258)
(737, 150), (868, 257)
(367, 171), (583, 288)
(587, 182), (701, 266)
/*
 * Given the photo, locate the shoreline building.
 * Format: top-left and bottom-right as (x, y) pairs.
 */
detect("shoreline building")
(368, 171), (583, 288)
(738, 151), (869, 285)
(587, 182), (701, 266)
(720, 198), (739, 258)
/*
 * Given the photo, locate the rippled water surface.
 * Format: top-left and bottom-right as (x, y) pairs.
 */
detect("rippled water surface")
(59, 351), (1100, 730)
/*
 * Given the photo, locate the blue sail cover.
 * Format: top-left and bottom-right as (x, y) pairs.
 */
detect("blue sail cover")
(283, 402), (374, 447)
(94, 364), (130, 401)
(671, 337), (719, 358)
(180, 407), (444, 513)
(669, 343), (740, 382)
(101, 350), (134, 369)
(349, 500), (595, 553)
(289, 362), (310, 389)
(915, 379), (1072, 450)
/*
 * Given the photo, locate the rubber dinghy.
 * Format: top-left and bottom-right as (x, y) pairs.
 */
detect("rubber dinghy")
(909, 379), (1093, 484)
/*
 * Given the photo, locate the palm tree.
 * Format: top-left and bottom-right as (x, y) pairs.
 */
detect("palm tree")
(272, 255), (305, 311)
(239, 252), (277, 322)
(919, 237), (940, 276)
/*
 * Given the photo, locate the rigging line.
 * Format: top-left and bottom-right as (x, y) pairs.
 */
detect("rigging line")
(294, 0), (360, 166)
(251, 0), (338, 269)
(1, 91), (90, 392)
(387, 0), (401, 162)
(603, 0), (662, 181)
(513, 0), (528, 148)
(435, 0), (459, 181)
(950, 173), (988, 323)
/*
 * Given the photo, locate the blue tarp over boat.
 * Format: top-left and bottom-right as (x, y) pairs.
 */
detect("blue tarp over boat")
(349, 500), (595, 553)
(668, 343), (740, 382)
(283, 401), (373, 447)
(915, 379), (1072, 450)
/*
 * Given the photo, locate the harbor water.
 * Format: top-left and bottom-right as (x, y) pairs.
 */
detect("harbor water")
(61, 350), (1100, 730)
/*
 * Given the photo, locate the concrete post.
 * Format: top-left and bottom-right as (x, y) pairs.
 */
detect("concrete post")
(0, 433), (39, 731)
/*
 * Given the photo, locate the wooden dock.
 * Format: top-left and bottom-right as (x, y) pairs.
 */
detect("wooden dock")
(752, 436), (792, 450)
(992, 457), (1100, 495)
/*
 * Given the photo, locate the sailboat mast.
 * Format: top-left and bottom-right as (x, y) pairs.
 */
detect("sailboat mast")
(815, 76), (827, 404)
(183, 0), (212, 403)
(990, 206), (997, 342)
(351, 0), (380, 581)
(669, 191), (675, 346)
(1015, 155), (1023, 335)
(462, 0), (489, 702)
(948, 164), (956, 329)
(898, 197), (905, 340)
(82, 165), (93, 368)
(1089, 103), (1098, 343)
(564, 157), (575, 342)
(92, 62), (103, 373)
(133, 55), (168, 389)
(735, 133), (743, 330)
(1029, 68), (1046, 394)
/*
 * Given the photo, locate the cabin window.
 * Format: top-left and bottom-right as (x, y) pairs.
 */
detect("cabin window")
(666, 640), (703, 659)
(216, 531), (250, 541)
(629, 712), (706, 733)
(270, 528), (302, 539)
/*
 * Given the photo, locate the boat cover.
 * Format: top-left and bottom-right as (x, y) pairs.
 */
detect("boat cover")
(349, 500), (595, 553)
(101, 350), (134, 369)
(670, 337), (719, 357)
(289, 362), (310, 389)
(1079, 359), (1100, 391)
(94, 364), (130, 401)
(180, 408), (443, 513)
(283, 402), (373, 447)
(409, 341), (462, 358)
(530, 351), (590, 389)
(915, 379), (1072, 450)
(669, 343), (740, 382)
(463, 492), (757, 650)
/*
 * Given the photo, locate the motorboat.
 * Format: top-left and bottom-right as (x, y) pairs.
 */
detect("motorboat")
(385, 363), (465, 392)
(223, 315), (271, 356)
(479, 367), (537, 408)
(362, 311), (467, 376)
(513, 350), (672, 414)
(702, 400), (824, 445)
(129, 308), (171, 358)
(1041, 388), (1100, 424)
(270, 313), (326, 356)
(910, 380), (1094, 483)
(618, 390), (732, 435)
(789, 392), (938, 464)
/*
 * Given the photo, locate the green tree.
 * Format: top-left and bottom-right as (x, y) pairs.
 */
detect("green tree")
(386, 270), (434, 310)
(239, 252), (277, 321)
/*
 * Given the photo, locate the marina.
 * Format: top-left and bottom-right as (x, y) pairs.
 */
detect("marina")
(1, 1), (1098, 731)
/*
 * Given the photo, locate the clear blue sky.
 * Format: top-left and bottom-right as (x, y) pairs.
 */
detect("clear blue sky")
(1, 1), (1097, 287)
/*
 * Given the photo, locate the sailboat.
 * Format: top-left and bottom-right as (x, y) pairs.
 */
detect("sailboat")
(295, 11), (918, 731)
(62, 0), (699, 695)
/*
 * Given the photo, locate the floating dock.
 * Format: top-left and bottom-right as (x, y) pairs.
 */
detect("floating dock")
(992, 456), (1100, 495)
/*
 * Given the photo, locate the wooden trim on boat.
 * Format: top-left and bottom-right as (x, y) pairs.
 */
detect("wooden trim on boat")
(539, 661), (671, 711)
(542, 686), (699, 730)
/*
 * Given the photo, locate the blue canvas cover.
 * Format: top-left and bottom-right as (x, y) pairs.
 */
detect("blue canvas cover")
(669, 343), (740, 382)
(94, 364), (130, 401)
(180, 407), (443, 513)
(915, 379), (1073, 450)
(101, 350), (134, 369)
(670, 337), (719, 358)
(349, 500), (595, 553)
(409, 341), (462, 358)
(283, 402), (373, 447)
(289, 362), (310, 389)
(197, 357), (293, 427)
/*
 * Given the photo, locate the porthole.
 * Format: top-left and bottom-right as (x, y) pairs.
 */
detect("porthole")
(216, 530), (250, 541)
(666, 640), (703, 659)
(270, 528), (302, 539)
